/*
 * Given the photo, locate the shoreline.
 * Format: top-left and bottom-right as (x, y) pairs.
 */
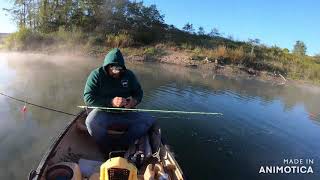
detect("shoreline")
(0, 49), (319, 88)
(124, 51), (298, 86)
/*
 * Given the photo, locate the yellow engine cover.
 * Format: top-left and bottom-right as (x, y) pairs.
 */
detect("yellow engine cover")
(100, 157), (138, 180)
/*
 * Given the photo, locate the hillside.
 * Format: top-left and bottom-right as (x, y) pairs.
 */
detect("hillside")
(1, 0), (320, 84)
(0, 33), (10, 44)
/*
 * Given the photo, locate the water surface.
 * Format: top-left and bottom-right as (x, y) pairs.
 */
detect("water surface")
(0, 52), (319, 180)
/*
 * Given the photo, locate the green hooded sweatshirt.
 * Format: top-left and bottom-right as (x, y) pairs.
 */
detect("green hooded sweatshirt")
(83, 48), (143, 107)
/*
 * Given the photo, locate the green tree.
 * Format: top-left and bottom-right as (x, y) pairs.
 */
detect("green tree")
(182, 23), (194, 34)
(283, 48), (290, 54)
(293, 40), (307, 56)
(269, 45), (282, 57)
(197, 26), (205, 35)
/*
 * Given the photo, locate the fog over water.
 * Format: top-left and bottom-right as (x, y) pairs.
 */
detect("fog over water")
(0, 52), (320, 180)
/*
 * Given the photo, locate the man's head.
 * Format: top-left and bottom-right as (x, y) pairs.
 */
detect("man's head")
(107, 64), (125, 78)
(103, 48), (126, 78)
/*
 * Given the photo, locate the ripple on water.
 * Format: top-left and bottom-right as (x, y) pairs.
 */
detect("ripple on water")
(1, 54), (320, 180)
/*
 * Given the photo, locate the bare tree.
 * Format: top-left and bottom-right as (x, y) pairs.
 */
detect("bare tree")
(208, 27), (220, 37)
(248, 38), (261, 56)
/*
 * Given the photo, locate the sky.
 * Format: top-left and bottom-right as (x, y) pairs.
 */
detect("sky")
(144, 0), (320, 56)
(0, 0), (16, 33)
(0, 0), (319, 55)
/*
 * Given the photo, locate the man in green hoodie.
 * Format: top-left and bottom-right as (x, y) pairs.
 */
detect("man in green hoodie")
(83, 48), (154, 150)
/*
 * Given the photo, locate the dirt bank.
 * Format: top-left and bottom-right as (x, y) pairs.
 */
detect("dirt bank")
(125, 50), (288, 85)
(0, 49), (311, 86)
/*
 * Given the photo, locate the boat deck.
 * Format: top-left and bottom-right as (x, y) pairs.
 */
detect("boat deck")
(47, 112), (105, 165)
(30, 111), (184, 180)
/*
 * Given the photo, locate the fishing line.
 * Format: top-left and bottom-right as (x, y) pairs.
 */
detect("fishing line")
(0, 92), (223, 118)
(0, 92), (77, 116)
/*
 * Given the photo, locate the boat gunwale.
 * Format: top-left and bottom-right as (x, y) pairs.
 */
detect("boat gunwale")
(29, 110), (86, 180)
(164, 145), (185, 179)
(29, 110), (185, 180)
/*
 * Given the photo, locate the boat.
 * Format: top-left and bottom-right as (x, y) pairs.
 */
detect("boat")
(28, 110), (184, 180)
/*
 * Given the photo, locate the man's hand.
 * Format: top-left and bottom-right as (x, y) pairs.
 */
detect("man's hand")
(124, 97), (137, 109)
(111, 97), (127, 107)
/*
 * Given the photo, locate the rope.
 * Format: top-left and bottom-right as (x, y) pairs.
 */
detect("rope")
(0, 92), (77, 116)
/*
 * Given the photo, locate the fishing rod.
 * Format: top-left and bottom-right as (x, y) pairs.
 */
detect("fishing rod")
(0, 92), (77, 116)
(78, 106), (223, 115)
(0, 92), (223, 117)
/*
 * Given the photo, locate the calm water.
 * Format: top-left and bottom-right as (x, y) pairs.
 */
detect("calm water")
(0, 52), (320, 180)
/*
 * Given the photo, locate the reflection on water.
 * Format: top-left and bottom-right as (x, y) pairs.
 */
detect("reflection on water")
(0, 53), (320, 180)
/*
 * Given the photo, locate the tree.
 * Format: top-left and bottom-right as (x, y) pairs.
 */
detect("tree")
(182, 23), (194, 34)
(208, 28), (220, 37)
(270, 45), (282, 57)
(3, 0), (29, 28)
(227, 34), (234, 40)
(248, 38), (260, 45)
(197, 26), (205, 35)
(248, 38), (261, 56)
(293, 41), (307, 56)
(283, 48), (289, 54)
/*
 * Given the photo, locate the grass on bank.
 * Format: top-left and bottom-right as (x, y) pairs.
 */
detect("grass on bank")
(1, 28), (320, 84)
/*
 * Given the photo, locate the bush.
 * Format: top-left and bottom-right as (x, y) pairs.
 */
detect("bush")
(143, 46), (166, 58)
(55, 27), (85, 44)
(87, 35), (104, 46)
(209, 46), (228, 59)
(106, 33), (133, 47)
(4, 27), (45, 50)
(144, 47), (156, 56)
(181, 42), (194, 50)
(228, 47), (246, 63)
